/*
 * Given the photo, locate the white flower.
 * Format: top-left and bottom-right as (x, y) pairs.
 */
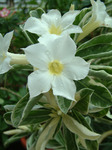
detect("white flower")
(76, 0), (112, 42)
(91, 0), (112, 27)
(24, 9), (82, 37)
(0, 31), (13, 74)
(23, 35), (89, 100)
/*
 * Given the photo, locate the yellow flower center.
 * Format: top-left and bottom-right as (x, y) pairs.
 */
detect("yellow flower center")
(49, 24), (62, 35)
(0, 53), (6, 64)
(48, 60), (63, 75)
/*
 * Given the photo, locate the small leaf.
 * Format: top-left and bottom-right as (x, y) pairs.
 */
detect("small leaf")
(62, 114), (100, 140)
(30, 8), (45, 18)
(76, 77), (112, 108)
(89, 69), (112, 81)
(21, 109), (51, 125)
(89, 108), (109, 118)
(56, 96), (72, 114)
(74, 88), (93, 114)
(63, 125), (79, 150)
(35, 117), (60, 150)
(76, 33), (112, 59)
(11, 93), (42, 127)
(85, 140), (99, 150)
(4, 132), (29, 147)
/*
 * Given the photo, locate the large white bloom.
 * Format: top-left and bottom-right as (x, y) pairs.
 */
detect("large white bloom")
(23, 35), (89, 100)
(24, 9), (82, 37)
(91, 0), (112, 27)
(76, 0), (112, 42)
(0, 31), (13, 74)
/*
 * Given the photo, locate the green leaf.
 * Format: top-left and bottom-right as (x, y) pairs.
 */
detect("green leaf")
(30, 7), (45, 18)
(35, 117), (60, 150)
(11, 93), (42, 127)
(54, 131), (65, 147)
(76, 77), (112, 108)
(21, 109), (51, 125)
(71, 110), (92, 131)
(27, 132), (38, 150)
(74, 88), (93, 114)
(90, 108), (109, 118)
(62, 114), (100, 140)
(64, 125), (79, 150)
(46, 139), (64, 149)
(74, 7), (91, 26)
(90, 65), (112, 74)
(56, 96), (72, 114)
(89, 69), (112, 81)
(76, 33), (112, 59)
(85, 140), (99, 150)
(4, 112), (12, 126)
(4, 132), (29, 147)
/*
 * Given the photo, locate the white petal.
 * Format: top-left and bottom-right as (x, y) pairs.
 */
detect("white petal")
(63, 57), (89, 80)
(41, 9), (61, 27)
(38, 34), (58, 46)
(104, 15), (112, 27)
(0, 57), (12, 74)
(62, 25), (82, 34)
(28, 70), (53, 99)
(46, 35), (77, 63)
(22, 43), (50, 70)
(91, 0), (107, 23)
(61, 10), (80, 28)
(0, 34), (3, 52)
(0, 31), (13, 54)
(52, 75), (76, 100)
(24, 17), (48, 35)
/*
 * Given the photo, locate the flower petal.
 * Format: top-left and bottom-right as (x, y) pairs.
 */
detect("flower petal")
(61, 10), (80, 28)
(0, 57), (12, 74)
(62, 25), (82, 34)
(24, 17), (48, 35)
(41, 9), (61, 26)
(52, 75), (76, 100)
(22, 43), (50, 70)
(38, 34), (58, 46)
(0, 31), (13, 53)
(0, 33), (3, 52)
(91, 0), (107, 24)
(63, 57), (89, 80)
(104, 15), (112, 27)
(46, 35), (77, 63)
(28, 70), (53, 99)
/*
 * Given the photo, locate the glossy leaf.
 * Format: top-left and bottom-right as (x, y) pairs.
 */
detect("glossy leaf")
(35, 117), (60, 150)
(62, 114), (100, 140)
(11, 93), (42, 127)
(76, 77), (112, 108)
(21, 109), (51, 125)
(64, 125), (79, 150)
(76, 33), (112, 59)
(56, 96), (72, 114)
(74, 88), (93, 114)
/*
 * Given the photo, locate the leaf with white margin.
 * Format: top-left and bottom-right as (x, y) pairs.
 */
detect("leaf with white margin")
(35, 117), (60, 150)
(62, 114), (100, 140)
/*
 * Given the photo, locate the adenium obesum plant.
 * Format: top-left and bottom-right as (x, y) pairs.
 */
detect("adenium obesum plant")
(2, 0), (112, 150)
